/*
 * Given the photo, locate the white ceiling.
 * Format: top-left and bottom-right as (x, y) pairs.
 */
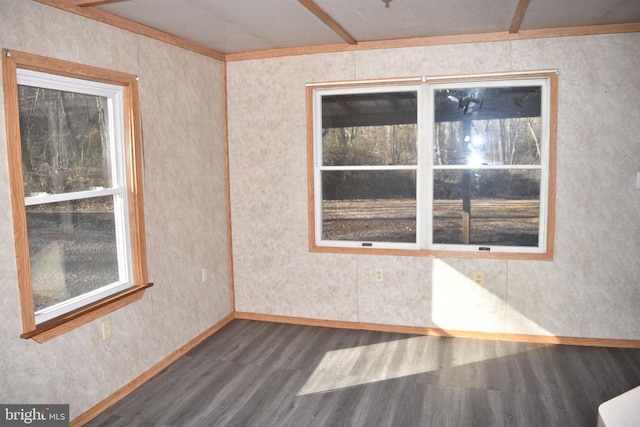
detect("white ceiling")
(86, 0), (640, 55)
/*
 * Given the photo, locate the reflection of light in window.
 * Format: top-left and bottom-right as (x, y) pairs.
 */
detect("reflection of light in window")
(468, 150), (484, 165)
(467, 135), (485, 165)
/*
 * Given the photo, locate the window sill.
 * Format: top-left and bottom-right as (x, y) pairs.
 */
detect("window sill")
(20, 283), (153, 343)
(309, 245), (553, 261)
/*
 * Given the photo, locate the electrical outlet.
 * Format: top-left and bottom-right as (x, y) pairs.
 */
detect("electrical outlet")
(472, 271), (484, 287)
(102, 319), (111, 340)
(375, 269), (384, 282)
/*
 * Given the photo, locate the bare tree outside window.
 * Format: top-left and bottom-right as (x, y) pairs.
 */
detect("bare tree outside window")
(320, 90), (418, 243)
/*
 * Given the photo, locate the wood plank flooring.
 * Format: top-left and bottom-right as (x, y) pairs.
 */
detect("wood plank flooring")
(85, 320), (640, 426)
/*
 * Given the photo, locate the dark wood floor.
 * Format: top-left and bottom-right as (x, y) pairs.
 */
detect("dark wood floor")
(85, 319), (640, 427)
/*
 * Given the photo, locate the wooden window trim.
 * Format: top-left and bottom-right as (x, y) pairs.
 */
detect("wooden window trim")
(2, 49), (152, 343)
(306, 71), (557, 261)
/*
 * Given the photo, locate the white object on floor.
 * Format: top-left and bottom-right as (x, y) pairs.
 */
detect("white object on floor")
(598, 385), (640, 427)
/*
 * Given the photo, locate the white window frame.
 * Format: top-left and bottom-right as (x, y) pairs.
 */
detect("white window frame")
(3, 49), (151, 342)
(313, 84), (423, 251)
(308, 71), (557, 259)
(426, 77), (551, 255)
(18, 69), (135, 325)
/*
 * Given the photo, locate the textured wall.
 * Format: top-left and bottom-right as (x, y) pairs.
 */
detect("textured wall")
(1, 1), (639, 420)
(0, 0), (232, 418)
(227, 34), (640, 340)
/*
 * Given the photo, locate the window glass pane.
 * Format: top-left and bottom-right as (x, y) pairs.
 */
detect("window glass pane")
(26, 196), (119, 312)
(322, 170), (416, 242)
(433, 86), (542, 166)
(433, 169), (540, 246)
(18, 85), (112, 195)
(322, 91), (417, 166)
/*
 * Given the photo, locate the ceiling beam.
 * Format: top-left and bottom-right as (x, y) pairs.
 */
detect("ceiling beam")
(75, 0), (128, 7)
(298, 0), (358, 45)
(226, 22), (640, 61)
(33, 0), (225, 61)
(509, 0), (531, 33)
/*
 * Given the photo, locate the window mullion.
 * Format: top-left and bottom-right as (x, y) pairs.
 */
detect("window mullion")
(24, 188), (122, 206)
(418, 82), (431, 249)
(431, 164), (543, 170)
(319, 165), (417, 171)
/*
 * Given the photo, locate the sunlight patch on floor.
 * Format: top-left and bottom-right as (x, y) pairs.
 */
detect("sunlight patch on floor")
(296, 333), (536, 396)
(297, 336), (440, 395)
(298, 259), (555, 397)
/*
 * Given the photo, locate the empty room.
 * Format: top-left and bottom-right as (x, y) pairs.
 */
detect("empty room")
(1, 0), (639, 426)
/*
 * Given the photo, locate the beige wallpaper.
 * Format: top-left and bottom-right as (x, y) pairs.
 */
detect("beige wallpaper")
(0, 0), (232, 419)
(1, 0), (639, 421)
(227, 34), (640, 341)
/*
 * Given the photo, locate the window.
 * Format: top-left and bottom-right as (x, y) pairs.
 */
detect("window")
(317, 87), (420, 249)
(3, 49), (151, 342)
(308, 72), (557, 259)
